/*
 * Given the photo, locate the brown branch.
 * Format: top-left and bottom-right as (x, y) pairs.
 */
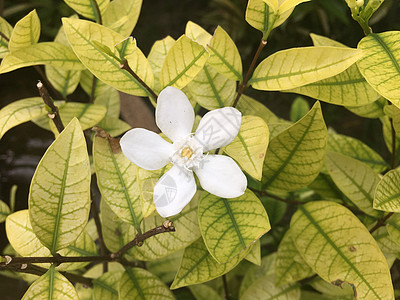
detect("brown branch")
(90, 76), (98, 103)
(0, 30), (9, 42)
(90, 196), (108, 273)
(369, 212), (394, 234)
(222, 274), (231, 300)
(37, 81), (65, 133)
(34, 66), (65, 100)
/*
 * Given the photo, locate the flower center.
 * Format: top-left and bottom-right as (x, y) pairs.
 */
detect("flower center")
(180, 147), (193, 159)
(171, 136), (204, 172)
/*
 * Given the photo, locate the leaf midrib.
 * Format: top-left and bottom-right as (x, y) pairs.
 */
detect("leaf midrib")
(370, 33), (400, 75)
(126, 268), (145, 300)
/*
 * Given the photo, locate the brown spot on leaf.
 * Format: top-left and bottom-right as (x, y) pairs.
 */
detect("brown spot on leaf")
(331, 279), (357, 298)
(114, 228), (121, 236)
(92, 126), (122, 154)
(259, 153), (264, 159)
(349, 245), (357, 252)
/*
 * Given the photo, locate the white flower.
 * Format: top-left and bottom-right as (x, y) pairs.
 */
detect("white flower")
(120, 86), (247, 218)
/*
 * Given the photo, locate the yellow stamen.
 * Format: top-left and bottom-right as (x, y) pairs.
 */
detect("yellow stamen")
(181, 147), (193, 159)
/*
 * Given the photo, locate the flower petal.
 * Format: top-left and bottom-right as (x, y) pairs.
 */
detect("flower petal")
(156, 86), (195, 142)
(195, 155), (247, 198)
(194, 107), (241, 152)
(153, 165), (197, 217)
(120, 128), (173, 170)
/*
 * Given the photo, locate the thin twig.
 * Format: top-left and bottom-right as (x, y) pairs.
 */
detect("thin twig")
(232, 38), (267, 108)
(37, 81), (65, 133)
(90, 195), (108, 273)
(390, 118), (397, 169)
(90, 76), (98, 103)
(369, 212), (394, 234)
(92, 0), (103, 25)
(34, 66), (65, 100)
(222, 274), (231, 300)
(0, 30), (9, 42)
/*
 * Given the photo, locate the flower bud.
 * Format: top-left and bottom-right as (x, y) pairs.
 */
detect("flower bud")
(355, 0), (364, 7)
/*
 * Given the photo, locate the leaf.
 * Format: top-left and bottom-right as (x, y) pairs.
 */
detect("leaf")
(198, 189), (270, 263)
(0, 200), (10, 222)
(103, 0), (142, 36)
(357, 32), (400, 108)
(186, 64), (236, 110)
(386, 214), (400, 248)
(171, 238), (250, 289)
(346, 97), (386, 119)
(381, 116), (400, 156)
(223, 116), (269, 180)
(93, 131), (142, 230)
(308, 173), (344, 200)
(45, 66), (81, 97)
(96, 117), (131, 137)
(0, 42), (84, 73)
(262, 102), (327, 192)
(290, 96), (310, 122)
(8, 10), (40, 51)
(62, 18), (154, 97)
(189, 284), (223, 300)
(160, 35), (209, 89)
(249, 46), (363, 91)
(0, 17), (13, 58)
(374, 168), (400, 212)
(0, 97), (53, 140)
(207, 26), (242, 81)
(93, 271), (123, 300)
(372, 227), (400, 263)
(310, 33), (347, 48)
(236, 94), (280, 123)
(290, 201), (394, 300)
(240, 275), (301, 300)
(147, 250), (183, 283)
(310, 277), (357, 299)
(185, 21), (213, 48)
(119, 268), (174, 299)
(327, 132), (388, 173)
(245, 239), (261, 265)
(29, 118), (91, 253)
(22, 266), (79, 300)
(147, 36), (175, 93)
(64, 0), (109, 22)
(275, 230), (314, 286)
(325, 151), (381, 218)
(260, 195), (287, 225)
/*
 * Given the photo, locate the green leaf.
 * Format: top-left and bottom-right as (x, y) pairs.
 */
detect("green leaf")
(160, 35), (209, 89)
(275, 230), (314, 286)
(0, 42), (85, 74)
(357, 32), (400, 108)
(290, 201), (394, 300)
(171, 238), (250, 289)
(186, 64), (236, 110)
(0, 200), (10, 222)
(45, 66), (81, 97)
(245, 239), (261, 265)
(262, 102), (327, 191)
(240, 275), (301, 300)
(103, 0), (142, 36)
(0, 17), (13, 58)
(374, 168), (400, 212)
(310, 277), (357, 299)
(8, 10), (40, 51)
(64, 0), (109, 22)
(223, 116), (269, 180)
(147, 250), (183, 283)
(386, 214), (400, 248)
(310, 33), (347, 48)
(93, 130), (142, 230)
(185, 21), (213, 48)
(207, 26), (242, 81)
(346, 97), (386, 119)
(93, 271), (123, 300)
(126, 193), (201, 260)
(29, 118), (91, 253)
(236, 94), (280, 123)
(62, 18), (154, 97)
(290, 96), (310, 122)
(148, 36), (175, 94)
(119, 268), (174, 299)
(372, 227), (400, 263)
(327, 132), (388, 173)
(325, 151), (381, 218)
(260, 195), (287, 225)
(250, 47), (363, 91)
(22, 266), (79, 300)
(189, 284), (223, 300)
(308, 173), (344, 200)
(0, 97), (54, 140)
(198, 189), (270, 263)
(96, 117), (131, 137)
(381, 116), (400, 156)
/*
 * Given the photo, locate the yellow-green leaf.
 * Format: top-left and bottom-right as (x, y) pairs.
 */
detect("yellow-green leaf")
(374, 167), (400, 212)
(93, 271), (123, 300)
(0, 42), (85, 73)
(386, 214), (400, 248)
(250, 46), (363, 91)
(357, 31), (400, 108)
(346, 97), (386, 119)
(45, 66), (81, 97)
(291, 201), (394, 300)
(0, 200), (10, 222)
(93, 131), (142, 230)
(310, 277), (357, 299)
(147, 250), (183, 283)
(310, 33), (347, 48)
(103, 0), (142, 36)
(207, 26), (242, 81)
(290, 96), (309, 123)
(64, 0), (109, 22)
(96, 117), (131, 137)
(241, 275), (301, 300)
(148, 36), (176, 94)
(119, 268), (174, 299)
(185, 21), (212, 48)
(171, 238), (250, 289)
(0, 17), (12, 58)
(275, 229), (314, 286)
(372, 226), (400, 263)
(223, 116), (269, 180)
(189, 284), (223, 300)
(0, 97), (53, 140)
(265, 0), (311, 14)
(325, 151), (381, 218)
(22, 266), (79, 300)
(308, 173), (345, 200)
(160, 35), (209, 89)
(236, 94), (280, 123)
(62, 18), (154, 97)
(198, 189), (270, 263)
(327, 132), (388, 173)
(245, 239), (261, 265)
(381, 116), (400, 156)
(262, 102), (327, 191)
(187, 64), (236, 110)
(8, 10), (40, 51)
(29, 118), (91, 253)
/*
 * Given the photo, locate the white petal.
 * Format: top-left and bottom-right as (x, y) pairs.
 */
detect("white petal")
(195, 155), (247, 198)
(156, 86), (195, 142)
(120, 128), (173, 170)
(153, 165), (197, 217)
(194, 107), (241, 152)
